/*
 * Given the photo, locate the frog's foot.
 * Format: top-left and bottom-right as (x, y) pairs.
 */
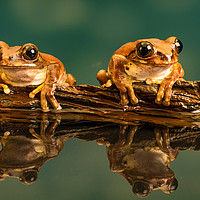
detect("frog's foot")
(102, 79), (112, 88)
(97, 70), (109, 86)
(116, 81), (138, 105)
(155, 79), (174, 106)
(29, 83), (61, 112)
(0, 84), (10, 94)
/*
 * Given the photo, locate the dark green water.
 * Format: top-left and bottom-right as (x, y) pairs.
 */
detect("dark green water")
(0, 0), (200, 199)
(0, 116), (199, 200)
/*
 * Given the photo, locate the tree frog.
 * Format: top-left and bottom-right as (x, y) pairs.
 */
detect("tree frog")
(97, 37), (184, 106)
(0, 41), (76, 111)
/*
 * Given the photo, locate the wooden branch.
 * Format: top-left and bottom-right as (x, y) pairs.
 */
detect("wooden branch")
(0, 80), (200, 127)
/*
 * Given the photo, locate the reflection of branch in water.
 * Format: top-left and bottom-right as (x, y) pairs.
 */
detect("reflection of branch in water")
(0, 111), (200, 197)
(105, 125), (178, 198)
(0, 115), (67, 185)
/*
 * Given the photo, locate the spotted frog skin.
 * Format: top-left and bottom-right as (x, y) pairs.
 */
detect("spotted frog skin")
(97, 37), (184, 106)
(0, 41), (76, 111)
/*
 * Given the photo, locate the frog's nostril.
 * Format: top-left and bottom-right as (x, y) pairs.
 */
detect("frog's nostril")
(157, 51), (170, 62)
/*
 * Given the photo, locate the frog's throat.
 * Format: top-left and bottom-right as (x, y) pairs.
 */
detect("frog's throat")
(0, 67), (47, 87)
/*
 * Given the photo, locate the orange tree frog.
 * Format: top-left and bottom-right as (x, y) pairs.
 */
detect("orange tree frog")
(97, 37), (184, 106)
(0, 41), (76, 111)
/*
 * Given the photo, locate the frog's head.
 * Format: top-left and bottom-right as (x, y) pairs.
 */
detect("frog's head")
(116, 37), (183, 66)
(19, 170), (38, 185)
(0, 41), (48, 68)
(131, 177), (178, 197)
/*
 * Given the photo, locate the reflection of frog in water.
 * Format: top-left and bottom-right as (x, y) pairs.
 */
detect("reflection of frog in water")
(105, 125), (178, 197)
(0, 116), (67, 185)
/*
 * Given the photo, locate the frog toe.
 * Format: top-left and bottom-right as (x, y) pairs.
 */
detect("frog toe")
(29, 83), (44, 98)
(120, 98), (129, 105)
(40, 96), (49, 111)
(155, 91), (171, 106)
(42, 108), (50, 112)
(163, 87), (172, 106)
(130, 97), (138, 104)
(155, 97), (162, 105)
(0, 84), (10, 94)
(120, 93), (129, 105)
(163, 100), (170, 106)
(46, 91), (61, 110)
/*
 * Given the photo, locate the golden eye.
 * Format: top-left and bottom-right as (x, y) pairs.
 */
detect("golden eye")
(174, 38), (183, 54)
(22, 44), (39, 60)
(136, 41), (155, 58)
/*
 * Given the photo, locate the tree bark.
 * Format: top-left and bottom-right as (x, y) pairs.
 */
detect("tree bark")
(0, 80), (200, 127)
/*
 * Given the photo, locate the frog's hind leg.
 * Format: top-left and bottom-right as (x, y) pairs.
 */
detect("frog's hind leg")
(65, 73), (76, 86)
(58, 73), (76, 90)
(97, 70), (112, 87)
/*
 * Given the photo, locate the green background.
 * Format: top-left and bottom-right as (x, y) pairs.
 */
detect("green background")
(0, 0), (200, 199)
(1, 0), (199, 84)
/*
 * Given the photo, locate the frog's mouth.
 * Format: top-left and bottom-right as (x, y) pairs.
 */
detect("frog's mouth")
(136, 60), (177, 67)
(0, 64), (46, 69)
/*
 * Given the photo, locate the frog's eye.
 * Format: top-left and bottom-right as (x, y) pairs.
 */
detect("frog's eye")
(168, 178), (178, 193)
(132, 182), (152, 197)
(174, 38), (183, 54)
(22, 44), (39, 60)
(20, 171), (38, 185)
(136, 41), (155, 58)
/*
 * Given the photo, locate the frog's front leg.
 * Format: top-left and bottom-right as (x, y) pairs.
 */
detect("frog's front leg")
(29, 63), (62, 112)
(110, 55), (138, 105)
(154, 127), (178, 162)
(155, 63), (184, 106)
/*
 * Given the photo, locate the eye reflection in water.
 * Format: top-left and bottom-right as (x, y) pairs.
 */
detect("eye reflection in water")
(0, 114), (67, 185)
(0, 110), (198, 198)
(104, 125), (179, 197)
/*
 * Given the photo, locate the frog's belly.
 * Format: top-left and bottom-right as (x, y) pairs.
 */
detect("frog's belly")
(125, 63), (172, 82)
(1, 67), (47, 87)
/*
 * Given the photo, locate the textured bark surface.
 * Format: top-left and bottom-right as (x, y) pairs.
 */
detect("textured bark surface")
(0, 80), (200, 127)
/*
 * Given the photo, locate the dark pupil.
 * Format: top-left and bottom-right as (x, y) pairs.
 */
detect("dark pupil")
(138, 42), (152, 57)
(169, 178), (178, 192)
(25, 172), (37, 183)
(133, 182), (149, 196)
(26, 47), (37, 59)
(175, 39), (183, 54)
